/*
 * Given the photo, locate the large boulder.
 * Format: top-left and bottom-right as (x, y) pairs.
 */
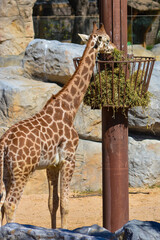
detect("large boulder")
(75, 105), (101, 141)
(0, 66), (61, 136)
(0, 55), (24, 67)
(1, 221), (160, 240)
(116, 220), (160, 240)
(0, 0), (36, 56)
(129, 136), (160, 187)
(72, 139), (102, 191)
(151, 43), (160, 61)
(128, 61), (160, 136)
(127, 44), (155, 58)
(23, 39), (85, 85)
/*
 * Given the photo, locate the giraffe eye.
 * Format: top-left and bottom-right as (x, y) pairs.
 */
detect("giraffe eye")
(98, 36), (102, 41)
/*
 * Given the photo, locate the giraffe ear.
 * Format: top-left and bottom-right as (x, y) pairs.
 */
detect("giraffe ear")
(78, 34), (90, 43)
(100, 23), (106, 32)
(93, 22), (98, 33)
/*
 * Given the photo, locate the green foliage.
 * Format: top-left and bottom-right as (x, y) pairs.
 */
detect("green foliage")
(84, 50), (151, 110)
(44, 21), (71, 40)
(35, 19), (72, 41)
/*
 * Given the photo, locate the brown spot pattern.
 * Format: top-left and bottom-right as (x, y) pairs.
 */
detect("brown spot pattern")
(0, 28), (99, 226)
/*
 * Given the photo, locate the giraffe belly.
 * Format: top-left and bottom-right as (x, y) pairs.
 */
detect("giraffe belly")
(37, 152), (60, 170)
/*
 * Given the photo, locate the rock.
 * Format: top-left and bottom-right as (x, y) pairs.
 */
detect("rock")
(0, 54), (24, 67)
(23, 39), (85, 85)
(129, 135), (160, 187)
(127, 0), (160, 11)
(72, 139), (102, 191)
(75, 104), (101, 141)
(0, 223), (115, 240)
(128, 61), (160, 136)
(74, 136), (160, 189)
(127, 44), (155, 58)
(0, 221), (160, 240)
(116, 220), (160, 240)
(151, 43), (160, 61)
(0, 66), (61, 136)
(0, 0), (36, 56)
(73, 224), (114, 239)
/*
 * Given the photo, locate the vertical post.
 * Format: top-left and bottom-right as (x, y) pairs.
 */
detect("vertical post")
(99, 0), (129, 232)
(99, 0), (128, 55)
(102, 107), (129, 232)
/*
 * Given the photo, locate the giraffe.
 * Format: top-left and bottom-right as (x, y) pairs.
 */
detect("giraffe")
(0, 22), (115, 229)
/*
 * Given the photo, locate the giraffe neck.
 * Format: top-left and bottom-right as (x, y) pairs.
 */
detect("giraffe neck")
(55, 37), (96, 117)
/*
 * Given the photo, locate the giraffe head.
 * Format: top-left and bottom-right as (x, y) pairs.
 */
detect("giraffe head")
(78, 22), (116, 53)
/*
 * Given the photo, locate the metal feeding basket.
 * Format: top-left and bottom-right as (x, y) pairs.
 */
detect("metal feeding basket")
(73, 55), (155, 109)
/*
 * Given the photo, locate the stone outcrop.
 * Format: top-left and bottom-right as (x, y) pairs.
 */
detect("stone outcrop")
(151, 43), (160, 61)
(0, 66), (60, 136)
(0, 221), (160, 240)
(129, 136), (160, 187)
(127, 44), (155, 58)
(23, 39), (85, 85)
(0, 0), (36, 56)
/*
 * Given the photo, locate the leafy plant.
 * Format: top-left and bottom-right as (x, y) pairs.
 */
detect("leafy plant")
(84, 49), (151, 110)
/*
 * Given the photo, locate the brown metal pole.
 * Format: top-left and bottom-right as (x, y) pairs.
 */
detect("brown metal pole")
(99, 0), (129, 232)
(102, 107), (129, 232)
(99, 0), (128, 54)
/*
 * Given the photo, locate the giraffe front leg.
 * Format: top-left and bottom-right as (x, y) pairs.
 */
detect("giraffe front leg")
(46, 166), (59, 229)
(4, 177), (28, 224)
(60, 155), (75, 229)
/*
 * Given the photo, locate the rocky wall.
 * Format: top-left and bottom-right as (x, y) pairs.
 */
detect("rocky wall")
(0, 0), (36, 56)
(0, 40), (160, 192)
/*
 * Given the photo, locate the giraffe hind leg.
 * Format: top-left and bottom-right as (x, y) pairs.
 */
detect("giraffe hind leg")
(60, 155), (75, 229)
(0, 182), (6, 226)
(46, 166), (60, 229)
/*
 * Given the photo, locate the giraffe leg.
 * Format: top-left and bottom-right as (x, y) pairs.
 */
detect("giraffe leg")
(1, 206), (5, 226)
(3, 177), (28, 223)
(46, 166), (59, 229)
(60, 156), (75, 229)
(0, 182), (6, 226)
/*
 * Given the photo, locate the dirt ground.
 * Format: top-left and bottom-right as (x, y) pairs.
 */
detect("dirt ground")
(4, 187), (160, 230)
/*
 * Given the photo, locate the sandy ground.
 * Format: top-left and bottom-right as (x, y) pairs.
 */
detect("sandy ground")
(4, 187), (159, 230)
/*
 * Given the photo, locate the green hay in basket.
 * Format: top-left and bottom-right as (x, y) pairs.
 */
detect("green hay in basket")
(84, 50), (151, 110)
